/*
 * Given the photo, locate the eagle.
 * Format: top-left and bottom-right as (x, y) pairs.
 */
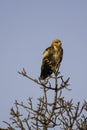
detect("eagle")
(40, 39), (63, 80)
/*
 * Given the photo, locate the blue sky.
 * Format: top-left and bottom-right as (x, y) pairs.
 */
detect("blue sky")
(0, 0), (87, 128)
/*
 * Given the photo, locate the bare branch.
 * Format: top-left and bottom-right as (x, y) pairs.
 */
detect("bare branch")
(1, 68), (87, 130)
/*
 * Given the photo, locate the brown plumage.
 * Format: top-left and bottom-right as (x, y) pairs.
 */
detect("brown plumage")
(40, 39), (63, 80)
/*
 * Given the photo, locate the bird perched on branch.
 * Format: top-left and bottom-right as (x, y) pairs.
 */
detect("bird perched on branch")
(40, 39), (63, 80)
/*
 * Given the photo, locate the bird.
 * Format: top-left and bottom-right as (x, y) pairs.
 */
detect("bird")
(40, 39), (63, 80)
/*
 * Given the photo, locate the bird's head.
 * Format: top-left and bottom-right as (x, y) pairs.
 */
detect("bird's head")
(51, 39), (62, 48)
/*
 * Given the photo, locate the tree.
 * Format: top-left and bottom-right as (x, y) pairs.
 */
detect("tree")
(1, 68), (87, 130)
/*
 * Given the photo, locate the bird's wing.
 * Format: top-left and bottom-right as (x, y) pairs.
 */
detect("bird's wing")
(40, 46), (53, 79)
(43, 46), (52, 59)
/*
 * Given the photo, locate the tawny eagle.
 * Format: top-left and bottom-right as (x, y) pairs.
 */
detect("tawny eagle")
(40, 39), (63, 80)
